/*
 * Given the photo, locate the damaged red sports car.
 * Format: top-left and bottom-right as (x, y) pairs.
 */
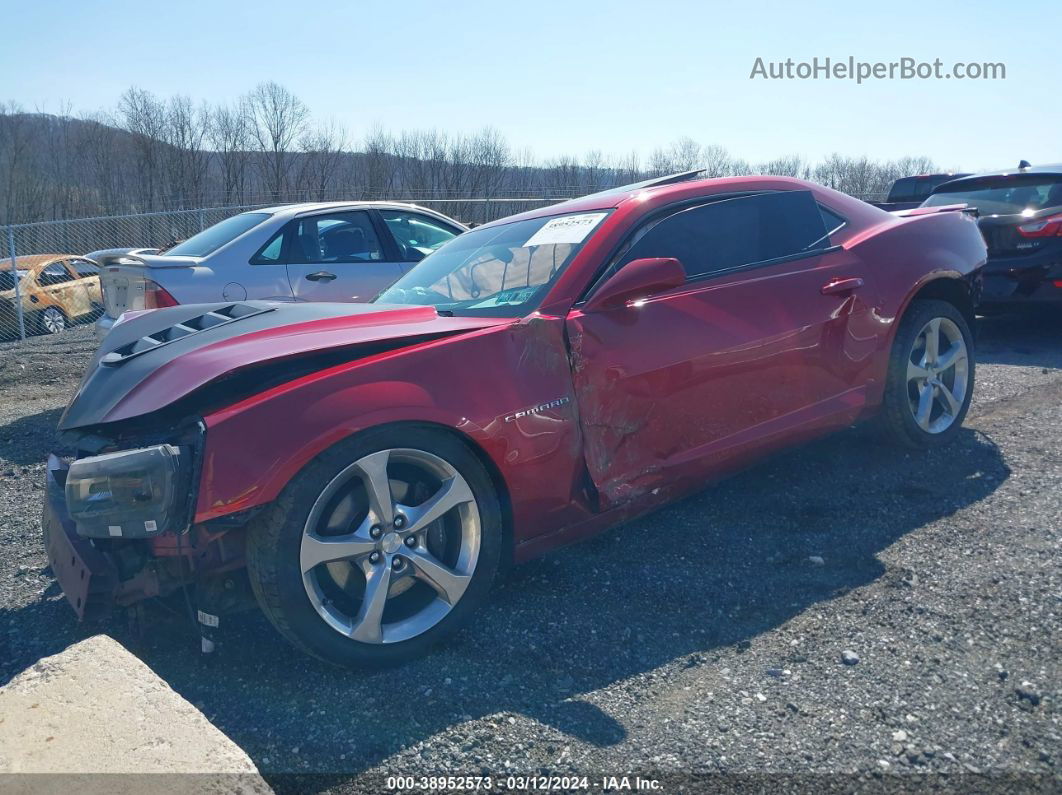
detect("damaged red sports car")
(44, 173), (986, 666)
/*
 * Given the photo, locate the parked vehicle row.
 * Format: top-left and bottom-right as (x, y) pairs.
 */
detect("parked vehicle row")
(10, 163), (1057, 344)
(42, 172), (987, 667)
(1, 204), (467, 340)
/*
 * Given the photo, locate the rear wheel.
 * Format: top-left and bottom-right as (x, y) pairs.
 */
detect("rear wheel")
(39, 307), (67, 335)
(880, 299), (974, 448)
(246, 426), (502, 667)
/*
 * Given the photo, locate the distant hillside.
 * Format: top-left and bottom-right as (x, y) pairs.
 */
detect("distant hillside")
(0, 98), (938, 225)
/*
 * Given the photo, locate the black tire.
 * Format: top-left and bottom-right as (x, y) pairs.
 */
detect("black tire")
(879, 299), (975, 448)
(37, 306), (68, 335)
(245, 424), (503, 668)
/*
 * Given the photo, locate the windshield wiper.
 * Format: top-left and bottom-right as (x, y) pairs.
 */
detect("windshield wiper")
(436, 309), (455, 317)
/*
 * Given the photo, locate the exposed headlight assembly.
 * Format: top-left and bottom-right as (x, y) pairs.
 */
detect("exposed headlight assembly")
(65, 444), (183, 538)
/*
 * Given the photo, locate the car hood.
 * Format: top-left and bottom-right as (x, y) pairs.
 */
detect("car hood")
(59, 301), (508, 430)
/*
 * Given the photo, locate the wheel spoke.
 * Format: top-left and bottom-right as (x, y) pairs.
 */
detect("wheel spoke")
(350, 562), (392, 643)
(400, 476), (474, 535)
(934, 342), (966, 375)
(923, 318), (941, 364)
(907, 359), (932, 382)
(357, 450), (394, 526)
(407, 548), (470, 605)
(301, 527), (375, 572)
(936, 384), (962, 416)
(914, 383), (934, 430)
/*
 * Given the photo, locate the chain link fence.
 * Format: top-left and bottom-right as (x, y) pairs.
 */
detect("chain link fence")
(0, 198), (562, 344)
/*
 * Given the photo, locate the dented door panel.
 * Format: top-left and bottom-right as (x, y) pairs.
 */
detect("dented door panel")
(566, 251), (881, 507)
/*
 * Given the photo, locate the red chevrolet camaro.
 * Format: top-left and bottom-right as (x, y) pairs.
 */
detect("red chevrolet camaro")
(45, 173), (986, 666)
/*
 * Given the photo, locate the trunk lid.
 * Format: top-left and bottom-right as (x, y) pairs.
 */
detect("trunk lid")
(977, 212), (1055, 260)
(99, 254), (200, 317)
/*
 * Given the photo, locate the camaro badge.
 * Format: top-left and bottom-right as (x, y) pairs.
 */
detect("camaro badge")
(504, 396), (571, 423)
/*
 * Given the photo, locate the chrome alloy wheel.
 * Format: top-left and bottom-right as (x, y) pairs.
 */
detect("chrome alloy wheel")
(299, 448), (480, 644)
(41, 307), (66, 334)
(906, 316), (969, 434)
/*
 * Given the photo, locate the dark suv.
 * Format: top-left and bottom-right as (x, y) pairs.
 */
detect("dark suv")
(922, 164), (1062, 312)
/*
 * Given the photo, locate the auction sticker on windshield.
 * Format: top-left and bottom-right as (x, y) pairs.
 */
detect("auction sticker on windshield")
(523, 213), (607, 247)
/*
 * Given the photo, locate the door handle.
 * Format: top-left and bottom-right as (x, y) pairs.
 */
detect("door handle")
(305, 271), (336, 282)
(820, 277), (864, 296)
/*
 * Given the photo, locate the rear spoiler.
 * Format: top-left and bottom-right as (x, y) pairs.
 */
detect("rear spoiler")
(103, 254), (201, 270)
(890, 203), (978, 219)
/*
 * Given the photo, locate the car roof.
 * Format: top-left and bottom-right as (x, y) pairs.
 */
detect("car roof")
(944, 163), (1062, 182)
(0, 254), (75, 271)
(893, 173), (971, 182)
(249, 201), (468, 227)
(476, 173), (856, 228)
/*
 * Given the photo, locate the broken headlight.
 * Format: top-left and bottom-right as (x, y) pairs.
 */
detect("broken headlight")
(65, 444), (183, 539)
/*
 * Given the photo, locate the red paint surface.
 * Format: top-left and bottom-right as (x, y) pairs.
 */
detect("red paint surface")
(157, 177), (986, 560)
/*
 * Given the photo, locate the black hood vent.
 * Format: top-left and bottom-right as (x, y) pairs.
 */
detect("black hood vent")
(101, 303), (273, 366)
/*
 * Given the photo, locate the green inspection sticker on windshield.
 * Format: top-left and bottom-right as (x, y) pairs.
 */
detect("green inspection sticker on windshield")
(523, 212), (608, 247)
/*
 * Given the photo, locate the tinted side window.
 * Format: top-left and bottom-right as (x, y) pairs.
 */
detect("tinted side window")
(252, 228), (287, 264)
(621, 191), (830, 280)
(291, 211), (383, 264)
(819, 205), (846, 235)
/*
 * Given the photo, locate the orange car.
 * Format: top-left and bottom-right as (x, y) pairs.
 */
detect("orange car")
(0, 254), (102, 337)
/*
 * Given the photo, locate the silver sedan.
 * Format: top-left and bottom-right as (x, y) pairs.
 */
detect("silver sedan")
(94, 202), (467, 339)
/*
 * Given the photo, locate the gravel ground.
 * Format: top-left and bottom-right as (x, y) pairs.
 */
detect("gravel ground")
(0, 314), (1059, 793)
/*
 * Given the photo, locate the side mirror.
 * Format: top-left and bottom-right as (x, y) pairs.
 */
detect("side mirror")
(583, 257), (686, 312)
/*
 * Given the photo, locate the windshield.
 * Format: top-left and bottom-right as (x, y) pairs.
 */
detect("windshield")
(376, 210), (610, 317)
(164, 212), (271, 257)
(924, 178), (1062, 215)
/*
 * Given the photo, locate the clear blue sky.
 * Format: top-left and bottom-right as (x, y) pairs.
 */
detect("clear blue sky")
(2, 0), (1056, 171)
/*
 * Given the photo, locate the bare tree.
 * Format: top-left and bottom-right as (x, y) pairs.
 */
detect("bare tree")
(618, 150), (642, 183)
(208, 100), (253, 205)
(246, 81), (309, 201)
(296, 119), (348, 201)
(160, 95), (209, 207)
(360, 124), (394, 199)
(118, 88), (170, 210)
(79, 110), (129, 214)
(755, 155), (808, 178)
(1, 86), (954, 224)
(0, 103), (44, 224)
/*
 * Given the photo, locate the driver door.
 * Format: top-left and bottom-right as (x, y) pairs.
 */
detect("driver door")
(285, 210), (405, 302)
(566, 191), (880, 507)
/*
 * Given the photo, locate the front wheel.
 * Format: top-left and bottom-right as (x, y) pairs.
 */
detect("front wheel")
(879, 298), (975, 448)
(246, 426), (503, 667)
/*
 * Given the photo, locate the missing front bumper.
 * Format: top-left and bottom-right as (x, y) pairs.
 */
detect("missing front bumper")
(43, 455), (119, 620)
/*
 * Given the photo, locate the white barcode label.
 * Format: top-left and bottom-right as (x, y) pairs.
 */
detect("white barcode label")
(197, 610), (219, 628)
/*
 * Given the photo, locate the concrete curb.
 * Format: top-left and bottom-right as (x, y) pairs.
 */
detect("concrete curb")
(0, 635), (271, 793)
